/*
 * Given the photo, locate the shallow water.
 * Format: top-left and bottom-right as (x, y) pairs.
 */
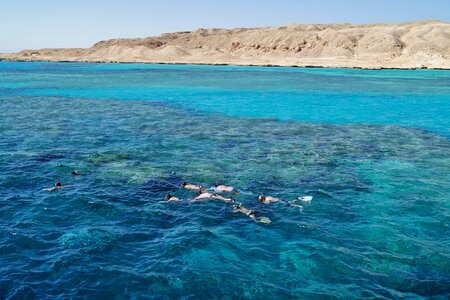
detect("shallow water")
(0, 62), (449, 299)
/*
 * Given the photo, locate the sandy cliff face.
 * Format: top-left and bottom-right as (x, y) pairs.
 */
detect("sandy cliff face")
(1, 20), (449, 69)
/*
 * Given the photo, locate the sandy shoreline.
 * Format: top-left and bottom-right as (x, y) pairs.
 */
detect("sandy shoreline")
(1, 20), (449, 69)
(1, 58), (449, 70)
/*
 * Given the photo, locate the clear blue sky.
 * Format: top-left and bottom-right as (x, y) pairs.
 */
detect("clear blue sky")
(1, 0), (448, 52)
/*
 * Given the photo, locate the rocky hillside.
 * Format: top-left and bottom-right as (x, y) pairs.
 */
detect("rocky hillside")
(1, 20), (449, 69)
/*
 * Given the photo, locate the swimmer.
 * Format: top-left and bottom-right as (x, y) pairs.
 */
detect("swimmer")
(258, 194), (303, 210)
(281, 196), (312, 211)
(210, 183), (239, 194)
(233, 204), (271, 224)
(181, 181), (204, 192)
(233, 203), (255, 216)
(164, 193), (180, 202)
(258, 194), (280, 205)
(195, 192), (234, 203)
(71, 170), (84, 176)
(44, 181), (69, 192)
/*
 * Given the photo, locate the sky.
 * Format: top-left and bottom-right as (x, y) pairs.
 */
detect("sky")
(0, 0), (449, 52)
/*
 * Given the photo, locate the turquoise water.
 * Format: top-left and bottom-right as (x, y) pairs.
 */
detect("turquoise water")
(0, 61), (449, 299)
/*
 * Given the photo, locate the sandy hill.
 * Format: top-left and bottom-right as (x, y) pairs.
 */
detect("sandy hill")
(1, 20), (449, 69)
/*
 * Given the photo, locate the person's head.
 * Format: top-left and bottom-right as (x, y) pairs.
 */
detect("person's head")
(214, 184), (219, 187)
(165, 194), (171, 200)
(55, 181), (62, 187)
(181, 182), (187, 187)
(71, 170), (77, 175)
(258, 195), (265, 202)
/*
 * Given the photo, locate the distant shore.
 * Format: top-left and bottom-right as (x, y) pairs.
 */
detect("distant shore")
(1, 58), (449, 70)
(1, 20), (449, 69)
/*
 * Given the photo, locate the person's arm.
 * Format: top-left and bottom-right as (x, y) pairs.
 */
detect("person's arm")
(221, 196), (234, 203)
(288, 201), (304, 211)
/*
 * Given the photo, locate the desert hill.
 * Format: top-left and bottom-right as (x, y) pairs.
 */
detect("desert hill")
(1, 20), (449, 69)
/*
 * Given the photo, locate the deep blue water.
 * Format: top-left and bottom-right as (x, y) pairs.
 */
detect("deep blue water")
(0, 61), (449, 299)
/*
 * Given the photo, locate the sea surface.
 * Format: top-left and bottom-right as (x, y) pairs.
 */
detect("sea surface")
(0, 61), (449, 299)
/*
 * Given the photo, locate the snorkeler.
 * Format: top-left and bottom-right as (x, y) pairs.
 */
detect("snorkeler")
(195, 192), (234, 203)
(284, 196), (312, 210)
(44, 181), (69, 192)
(258, 194), (280, 204)
(164, 193), (180, 202)
(258, 194), (306, 211)
(71, 170), (84, 176)
(233, 203), (271, 224)
(181, 181), (204, 192)
(210, 183), (240, 194)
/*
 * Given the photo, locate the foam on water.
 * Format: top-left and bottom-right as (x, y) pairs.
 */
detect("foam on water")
(0, 62), (449, 299)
